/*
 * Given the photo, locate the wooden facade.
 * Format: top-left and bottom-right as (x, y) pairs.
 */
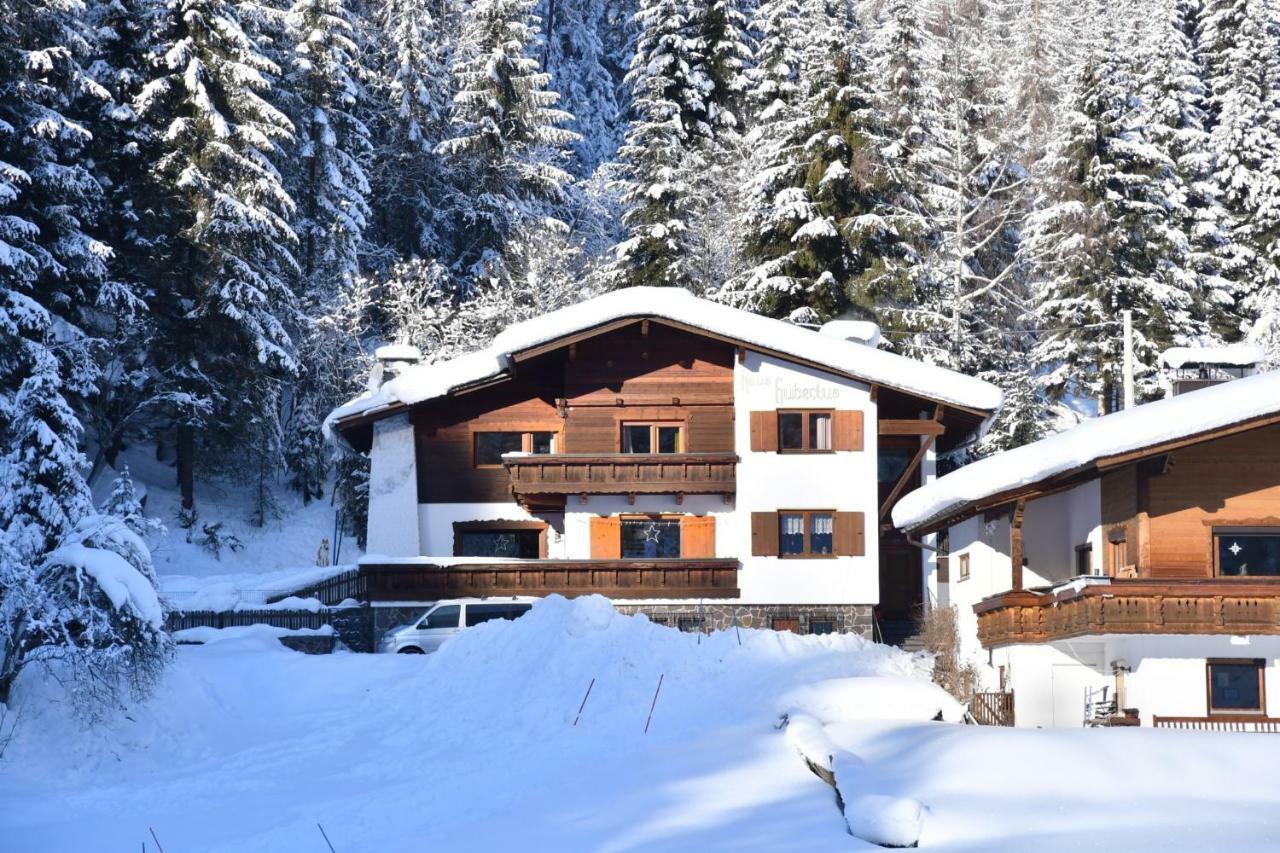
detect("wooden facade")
(503, 453), (737, 503)
(361, 559), (741, 600)
(975, 578), (1280, 646)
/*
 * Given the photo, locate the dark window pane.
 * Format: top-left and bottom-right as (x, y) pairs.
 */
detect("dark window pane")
(810, 513), (833, 554)
(808, 413), (832, 450)
(476, 431), (523, 465)
(657, 426), (680, 453)
(531, 432), (555, 454)
(621, 519), (681, 558)
(1076, 545), (1092, 576)
(622, 424), (651, 453)
(465, 603), (513, 627)
(878, 449), (913, 483)
(779, 413), (803, 449)
(678, 617), (700, 633)
(423, 605), (460, 630)
(1210, 662), (1262, 712)
(1217, 534), (1280, 577)
(810, 620), (835, 635)
(509, 604), (532, 619)
(780, 513), (805, 555)
(459, 530), (540, 558)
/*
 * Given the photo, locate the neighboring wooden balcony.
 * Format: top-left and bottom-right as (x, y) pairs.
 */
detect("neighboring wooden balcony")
(361, 558), (741, 601)
(503, 453), (737, 505)
(975, 578), (1280, 648)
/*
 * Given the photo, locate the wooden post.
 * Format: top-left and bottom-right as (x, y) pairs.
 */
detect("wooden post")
(1010, 499), (1026, 591)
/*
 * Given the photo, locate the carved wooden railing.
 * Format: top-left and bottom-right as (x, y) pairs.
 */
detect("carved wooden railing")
(1153, 715), (1280, 732)
(975, 578), (1280, 647)
(361, 558), (740, 601)
(503, 453), (737, 500)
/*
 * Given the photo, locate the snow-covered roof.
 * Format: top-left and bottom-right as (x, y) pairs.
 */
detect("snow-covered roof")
(327, 288), (1002, 432)
(1159, 343), (1264, 369)
(893, 369), (1280, 532)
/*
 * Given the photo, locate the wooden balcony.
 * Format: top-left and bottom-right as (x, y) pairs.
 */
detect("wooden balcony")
(503, 453), (737, 505)
(361, 558), (740, 601)
(975, 578), (1280, 648)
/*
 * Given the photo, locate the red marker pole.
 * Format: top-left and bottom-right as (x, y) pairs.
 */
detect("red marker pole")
(644, 674), (664, 733)
(573, 677), (596, 726)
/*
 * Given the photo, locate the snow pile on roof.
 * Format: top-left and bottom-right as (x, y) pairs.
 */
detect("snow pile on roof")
(893, 368), (1280, 530)
(374, 343), (422, 363)
(1159, 343), (1264, 369)
(327, 287), (1002, 430)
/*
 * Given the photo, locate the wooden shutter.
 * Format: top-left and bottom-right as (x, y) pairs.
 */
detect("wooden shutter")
(589, 516), (621, 559)
(833, 511), (865, 556)
(680, 516), (716, 558)
(750, 411), (778, 452)
(832, 411), (864, 451)
(751, 511), (779, 556)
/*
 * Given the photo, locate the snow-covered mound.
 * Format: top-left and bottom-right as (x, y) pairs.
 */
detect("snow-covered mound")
(778, 675), (966, 725)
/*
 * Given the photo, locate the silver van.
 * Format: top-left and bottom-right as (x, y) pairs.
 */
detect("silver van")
(377, 597), (536, 654)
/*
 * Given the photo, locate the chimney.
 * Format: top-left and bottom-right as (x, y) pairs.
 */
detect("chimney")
(818, 319), (882, 348)
(373, 343), (422, 387)
(1159, 344), (1262, 397)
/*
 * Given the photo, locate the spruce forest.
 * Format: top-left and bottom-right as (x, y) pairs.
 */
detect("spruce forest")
(5, 0), (1280, 563)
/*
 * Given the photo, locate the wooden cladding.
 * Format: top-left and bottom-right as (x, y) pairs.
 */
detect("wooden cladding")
(504, 453), (737, 501)
(588, 515), (717, 559)
(974, 578), (1280, 648)
(750, 511), (864, 556)
(749, 410), (863, 452)
(361, 559), (740, 601)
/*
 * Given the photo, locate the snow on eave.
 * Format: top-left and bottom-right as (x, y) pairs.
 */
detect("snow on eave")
(324, 289), (1002, 443)
(892, 369), (1280, 533)
(1159, 343), (1264, 369)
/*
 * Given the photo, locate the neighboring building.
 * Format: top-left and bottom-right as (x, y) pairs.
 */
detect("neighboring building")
(894, 370), (1280, 730)
(326, 288), (1000, 640)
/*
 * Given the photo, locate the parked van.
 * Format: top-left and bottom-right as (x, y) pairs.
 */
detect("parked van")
(377, 597), (536, 654)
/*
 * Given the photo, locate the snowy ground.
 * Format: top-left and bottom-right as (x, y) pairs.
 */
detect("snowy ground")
(4, 598), (1280, 852)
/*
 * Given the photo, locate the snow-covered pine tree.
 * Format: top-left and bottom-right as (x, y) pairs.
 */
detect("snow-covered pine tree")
(1196, 0), (1280, 359)
(1027, 16), (1185, 412)
(135, 0), (299, 508)
(100, 465), (166, 542)
(722, 0), (899, 320)
(437, 0), (579, 286)
(1002, 0), (1077, 172)
(366, 0), (457, 261)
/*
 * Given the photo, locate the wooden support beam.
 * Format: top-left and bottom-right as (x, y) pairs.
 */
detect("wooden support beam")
(1010, 498), (1026, 591)
(879, 419), (946, 436)
(641, 319), (650, 336)
(879, 433), (936, 522)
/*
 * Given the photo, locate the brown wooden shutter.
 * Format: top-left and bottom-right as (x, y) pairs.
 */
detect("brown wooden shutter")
(832, 411), (864, 451)
(750, 411), (778, 452)
(589, 516), (621, 559)
(834, 511), (865, 556)
(680, 516), (716, 558)
(751, 511), (779, 556)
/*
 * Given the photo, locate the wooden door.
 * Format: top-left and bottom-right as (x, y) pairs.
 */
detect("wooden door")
(771, 617), (801, 633)
(878, 543), (923, 620)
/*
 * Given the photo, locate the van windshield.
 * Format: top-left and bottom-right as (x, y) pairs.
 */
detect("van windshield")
(421, 605), (461, 630)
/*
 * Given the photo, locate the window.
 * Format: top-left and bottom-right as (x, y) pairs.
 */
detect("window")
(778, 410), (833, 452)
(1207, 659), (1265, 715)
(1216, 530), (1280, 577)
(678, 617), (701, 633)
(621, 422), (682, 454)
(810, 619), (835, 635)
(878, 448), (914, 483)
(474, 430), (556, 466)
(458, 529), (541, 559)
(772, 616), (801, 633)
(421, 605), (460, 630)
(779, 511), (835, 557)
(958, 553), (971, 582)
(621, 518), (681, 558)
(465, 603), (531, 627)
(1075, 543), (1093, 577)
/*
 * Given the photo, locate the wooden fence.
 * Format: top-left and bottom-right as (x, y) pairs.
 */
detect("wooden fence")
(265, 567), (366, 606)
(968, 691), (1015, 726)
(167, 609), (332, 633)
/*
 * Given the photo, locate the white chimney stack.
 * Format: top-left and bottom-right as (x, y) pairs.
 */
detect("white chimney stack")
(373, 344), (422, 387)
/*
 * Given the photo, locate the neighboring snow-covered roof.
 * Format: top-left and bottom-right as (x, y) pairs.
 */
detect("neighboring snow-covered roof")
(374, 343), (423, 363)
(1159, 343), (1264, 369)
(327, 288), (1002, 431)
(893, 369), (1280, 531)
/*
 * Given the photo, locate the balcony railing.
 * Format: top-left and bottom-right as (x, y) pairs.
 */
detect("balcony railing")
(503, 453), (737, 502)
(361, 558), (740, 601)
(975, 577), (1280, 647)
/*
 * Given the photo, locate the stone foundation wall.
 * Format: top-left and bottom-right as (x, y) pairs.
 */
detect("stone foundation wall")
(613, 603), (874, 637)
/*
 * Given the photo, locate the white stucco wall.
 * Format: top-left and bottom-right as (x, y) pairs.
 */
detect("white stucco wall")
(732, 351), (880, 604)
(995, 635), (1280, 728)
(365, 414), (422, 558)
(1021, 480), (1103, 582)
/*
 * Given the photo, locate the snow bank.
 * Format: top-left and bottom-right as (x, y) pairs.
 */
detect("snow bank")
(894, 367), (1280, 530)
(841, 790), (926, 849)
(49, 542), (164, 629)
(173, 624), (335, 646)
(327, 287), (1002, 432)
(778, 675), (966, 725)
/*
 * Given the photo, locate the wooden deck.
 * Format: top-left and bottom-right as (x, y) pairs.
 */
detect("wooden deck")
(503, 453), (736, 504)
(975, 578), (1280, 647)
(361, 558), (741, 601)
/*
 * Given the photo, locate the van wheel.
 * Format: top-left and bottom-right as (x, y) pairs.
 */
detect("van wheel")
(397, 646), (425, 655)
